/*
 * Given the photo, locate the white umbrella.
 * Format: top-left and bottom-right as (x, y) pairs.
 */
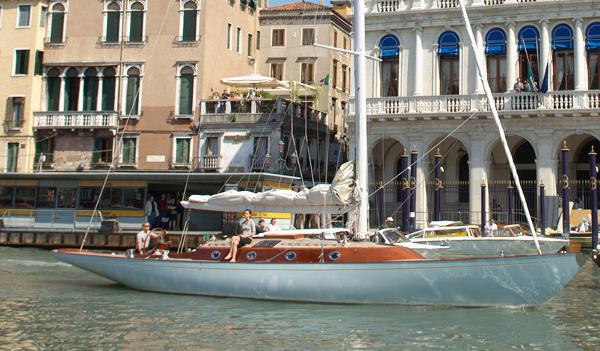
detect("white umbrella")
(220, 74), (286, 89)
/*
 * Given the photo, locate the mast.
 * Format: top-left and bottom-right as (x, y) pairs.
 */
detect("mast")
(456, 0), (541, 254)
(354, 0), (368, 239)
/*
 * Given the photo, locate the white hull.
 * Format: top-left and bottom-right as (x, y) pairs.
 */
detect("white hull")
(52, 250), (583, 306)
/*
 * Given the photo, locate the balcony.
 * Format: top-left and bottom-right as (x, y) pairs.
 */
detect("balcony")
(172, 35), (201, 47)
(370, 0), (544, 14)
(250, 155), (268, 172)
(199, 98), (329, 134)
(33, 111), (119, 130)
(348, 91), (600, 120)
(200, 155), (222, 172)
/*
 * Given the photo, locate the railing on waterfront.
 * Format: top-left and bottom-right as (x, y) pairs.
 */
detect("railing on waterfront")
(352, 91), (600, 118)
(33, 111), (119, 130)
(1, 208), (105, 231)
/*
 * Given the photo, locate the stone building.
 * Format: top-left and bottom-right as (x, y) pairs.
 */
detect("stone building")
(0, 0), (48, 173)
(347, 0), (600, 228)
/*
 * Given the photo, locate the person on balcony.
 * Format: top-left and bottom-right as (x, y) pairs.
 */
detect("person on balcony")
(513, 77), (524, 92)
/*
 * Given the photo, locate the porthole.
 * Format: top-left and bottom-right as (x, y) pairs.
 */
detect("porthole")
(246, 251), (257, 260)
(285, 251), (297, 261)
(329, 251), (341, 261)
(211, 250), (221, 259)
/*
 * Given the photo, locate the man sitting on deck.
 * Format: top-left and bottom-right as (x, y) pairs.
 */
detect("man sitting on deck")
(136, 221), (158, 254)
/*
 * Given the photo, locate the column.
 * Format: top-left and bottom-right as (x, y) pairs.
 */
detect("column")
(535, 129), (558, 197)
(41, 76), (48, 111)
(409, 136), (427, 229)
(475, 24), (484, 94)
(540, 19), (551, 89)
(414, 25), (423, 96)
(77, 72), (85, 111)
(97, 76), (104, 112)
(574, 18), (587, 91)
(469, 128), (486, 224)
(398, 45), (404, 96)
(506, 21), (517, 92)
(59, 75), (66, 111)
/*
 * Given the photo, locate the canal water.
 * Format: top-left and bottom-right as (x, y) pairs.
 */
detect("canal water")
(1, 247), (599, 350)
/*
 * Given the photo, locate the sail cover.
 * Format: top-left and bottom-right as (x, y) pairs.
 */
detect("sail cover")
(181, 161), (355, 214)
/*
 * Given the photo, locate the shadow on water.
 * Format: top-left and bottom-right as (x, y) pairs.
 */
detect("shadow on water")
(1, 247), (599, 350)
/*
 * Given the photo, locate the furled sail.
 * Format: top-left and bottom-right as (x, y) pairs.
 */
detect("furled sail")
(181, 161), (355, 214)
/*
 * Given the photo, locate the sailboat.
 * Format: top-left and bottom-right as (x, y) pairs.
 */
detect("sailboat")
(52, 1), (584, 306)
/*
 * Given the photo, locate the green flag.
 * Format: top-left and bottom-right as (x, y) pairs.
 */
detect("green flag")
(320, 74), (329, 86)
(526, 59), (537, 92)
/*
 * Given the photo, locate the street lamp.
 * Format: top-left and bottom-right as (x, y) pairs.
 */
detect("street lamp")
(265, 141), (297, 174)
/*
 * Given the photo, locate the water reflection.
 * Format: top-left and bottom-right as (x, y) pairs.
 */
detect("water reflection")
(1, 247), (599, 350)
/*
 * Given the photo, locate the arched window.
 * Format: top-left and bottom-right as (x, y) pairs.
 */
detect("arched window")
(49, 3), (66, 44)
(104, 1), (121, 43)
(125, 67), (141, 116)
(552, 24), (573, 50)
(128, 2), (145, 43)
(178, 66), (195, 116)
(379, 34), (399, 97)
(181, 1), (199, 42)
(64, 68), (80, 111)
(486, 28), (507, 93)
(552, 24), (574, 91)
(587, 23), (600, 89)
(102, 67), (116, 111)
(47, 68), (61, 111)
(379, 34), (399, 58)
(438, 31), (460, 95)
(517, 26), (540, 90)
(83, 68), (99, 111)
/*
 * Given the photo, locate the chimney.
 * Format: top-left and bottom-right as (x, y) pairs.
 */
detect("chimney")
(320, 0), (324, 5)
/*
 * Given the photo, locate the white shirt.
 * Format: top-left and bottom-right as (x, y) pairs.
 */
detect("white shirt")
(137, 230), (151, 248)
(267, 223), (281, 232)
(485, 222), (498, 237)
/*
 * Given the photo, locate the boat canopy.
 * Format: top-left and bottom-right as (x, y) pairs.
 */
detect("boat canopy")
(182, 161), (356, 214)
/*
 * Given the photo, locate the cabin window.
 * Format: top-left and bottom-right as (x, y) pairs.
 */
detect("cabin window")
(102, 187), (124, 209)
(37, 187), (57, 208)
(79, 187), (102, 209)
(15, 187), (36, 208)
(0, 187), (15, 207)
(124, 188), (144, 209)
(58, 188), (77, 208)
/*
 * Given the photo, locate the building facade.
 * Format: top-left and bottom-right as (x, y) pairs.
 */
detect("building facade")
(0, 0), (48, 173)
(347, 0), (600, 228)
(259, 1), (352, 140)
(35, 0), (260, 173)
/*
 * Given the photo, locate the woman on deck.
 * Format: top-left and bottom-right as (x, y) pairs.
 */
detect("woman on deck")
(224, 209), (255, 262)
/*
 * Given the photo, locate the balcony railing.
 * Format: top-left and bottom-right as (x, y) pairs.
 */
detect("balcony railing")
(349, 91), (600, 119)
(199, 98), (329, 132)
(200, 155), (222, 171)
(250, 155), (268, 172)
(33, 111), (119, 130)
(372, 0), (543, 13)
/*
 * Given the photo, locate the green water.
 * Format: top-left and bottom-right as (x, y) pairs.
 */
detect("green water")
(1, 247), (599, 350)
